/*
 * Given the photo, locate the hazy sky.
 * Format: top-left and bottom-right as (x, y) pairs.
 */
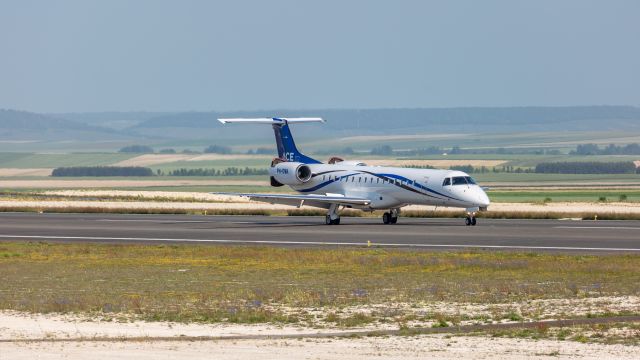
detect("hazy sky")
(1, 0), (639, 112)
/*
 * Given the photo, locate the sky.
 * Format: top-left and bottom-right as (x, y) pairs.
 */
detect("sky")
(1, 0), (639, 112)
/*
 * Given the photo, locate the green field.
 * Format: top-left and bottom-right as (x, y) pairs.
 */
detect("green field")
(148, 158), (270, 172)
(303, 131), (640, 153)
(487, 190), (640, 203)
(0, 153), (136, 168)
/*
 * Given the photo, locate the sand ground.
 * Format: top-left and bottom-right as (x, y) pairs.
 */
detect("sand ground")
(3, 335), (639, 360)
(0, 311), (638, 359)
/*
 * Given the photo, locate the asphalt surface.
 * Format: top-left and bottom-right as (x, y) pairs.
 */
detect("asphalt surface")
(0, 213), (639, 253)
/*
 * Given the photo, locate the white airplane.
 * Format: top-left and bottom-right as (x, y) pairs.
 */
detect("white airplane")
(216, 117), (490, 226)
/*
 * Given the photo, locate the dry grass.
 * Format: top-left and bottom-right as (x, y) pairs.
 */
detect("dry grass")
(113, 154), (272, 167)
(0, 168), (53, 176)
(0, 206), (272, 216)
(2, 204), (640, 220)
(0, 243), (639, 324)
(0, 179), (268, 188)
(473, 322), (640, 346)
(365, 159), (507, 167)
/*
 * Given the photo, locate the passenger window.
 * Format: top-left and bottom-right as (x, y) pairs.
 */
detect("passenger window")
(442, 178), (451, 186)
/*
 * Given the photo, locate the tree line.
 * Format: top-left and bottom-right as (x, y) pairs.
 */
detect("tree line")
(535, 162), (638, 174)
(52, 166), (154, 177)
(165, 167), (269, 176)
(119, 144), (273, 155)
(52, 166), (270, 177)
(571, 143), (640, 155)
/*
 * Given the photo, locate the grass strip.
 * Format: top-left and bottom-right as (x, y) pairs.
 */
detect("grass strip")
(1, 242), (639, 324)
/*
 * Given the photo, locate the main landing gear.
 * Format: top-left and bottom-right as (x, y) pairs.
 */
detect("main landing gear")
(382, 209), (399, 224)
(325, 204), (341, 225)
(325, 215), (341, 225)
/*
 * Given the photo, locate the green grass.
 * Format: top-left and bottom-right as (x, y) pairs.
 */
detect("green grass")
(488, 190), (640, 203)
(0, 153), (136, 168)
(473, 172), (640, 184)
(0, 243), (639, 324)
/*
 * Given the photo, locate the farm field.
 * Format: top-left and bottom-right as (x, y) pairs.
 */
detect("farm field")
(0, 152), (136, 168)
(487, 190), (640, 203)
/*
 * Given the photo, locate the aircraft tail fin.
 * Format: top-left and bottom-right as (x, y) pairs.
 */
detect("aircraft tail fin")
(218, 117), (323, 164)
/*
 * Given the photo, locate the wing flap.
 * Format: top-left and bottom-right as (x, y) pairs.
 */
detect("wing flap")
(212, 193), (371, 207)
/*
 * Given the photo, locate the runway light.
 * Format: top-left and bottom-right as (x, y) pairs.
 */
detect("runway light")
(367, 240), (371, 247)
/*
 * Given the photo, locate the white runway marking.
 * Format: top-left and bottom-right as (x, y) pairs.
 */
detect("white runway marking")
(0, 234), (638, 252)
(95, 219), (210, 223)
(554, 226), (640, 230)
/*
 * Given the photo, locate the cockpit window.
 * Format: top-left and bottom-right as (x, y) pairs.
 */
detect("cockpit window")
(465, 176), (477, 185)
(452, 176), (468, 185)
(442, 177), (451, 186)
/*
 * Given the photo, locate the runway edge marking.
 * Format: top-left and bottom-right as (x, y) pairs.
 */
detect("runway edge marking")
(1, 234), (639, 252)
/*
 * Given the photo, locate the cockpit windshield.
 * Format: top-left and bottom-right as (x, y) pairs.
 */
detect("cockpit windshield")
(452, 176), (468, 185)
(444, 176), (477, 186)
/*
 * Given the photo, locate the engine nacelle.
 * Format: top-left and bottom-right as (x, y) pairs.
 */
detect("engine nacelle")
(269, 162), (313, 185)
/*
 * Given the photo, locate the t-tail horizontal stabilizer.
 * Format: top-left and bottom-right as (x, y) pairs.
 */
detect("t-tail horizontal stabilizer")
(218, 117), (324, 124)
(218, 117), (323, 164)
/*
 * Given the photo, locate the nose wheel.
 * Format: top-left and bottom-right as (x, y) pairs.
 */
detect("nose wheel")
(465, 215), (477, 226)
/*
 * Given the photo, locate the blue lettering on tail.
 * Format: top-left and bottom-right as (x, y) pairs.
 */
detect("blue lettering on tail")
(271, 119), (321, 164)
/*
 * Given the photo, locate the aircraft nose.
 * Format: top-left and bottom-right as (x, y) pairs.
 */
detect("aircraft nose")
(478, 190), (490, 207)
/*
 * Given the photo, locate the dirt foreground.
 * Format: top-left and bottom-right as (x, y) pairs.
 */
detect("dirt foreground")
(0, 311), (638, 360)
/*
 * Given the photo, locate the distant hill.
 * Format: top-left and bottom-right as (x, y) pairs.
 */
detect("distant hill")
(0, 109), (133, 141)
(2, 106), (640, 151)
(50, 111), (171, 130)
(127, 106), (640, 138)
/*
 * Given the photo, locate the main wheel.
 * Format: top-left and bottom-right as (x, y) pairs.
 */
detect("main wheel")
(465, 217), (471, 226)
(326, 215), (332, 225)
(383, 212), (391, 224)
(333, 217), (341, 225)
(471, 217), (477, 226)
(390, 216), (398, 224)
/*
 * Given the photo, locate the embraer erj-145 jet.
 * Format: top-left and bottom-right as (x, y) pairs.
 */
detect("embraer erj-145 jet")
(217, 118), (490, 226)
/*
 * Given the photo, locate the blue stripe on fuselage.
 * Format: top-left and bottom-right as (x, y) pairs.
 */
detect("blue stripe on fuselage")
(297, 171), (462, 202)
(298, 172), (358, 193)
(374, 173), (457, 200)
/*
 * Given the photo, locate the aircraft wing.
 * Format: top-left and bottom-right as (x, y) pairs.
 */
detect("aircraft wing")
(212, 193), (371, 209)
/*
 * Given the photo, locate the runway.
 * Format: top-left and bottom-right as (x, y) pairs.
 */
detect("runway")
(0, 213), (639, 253)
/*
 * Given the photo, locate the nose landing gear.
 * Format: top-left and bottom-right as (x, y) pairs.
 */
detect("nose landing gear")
(464, 216), (477, 226)
(464, 207), (479, 226)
